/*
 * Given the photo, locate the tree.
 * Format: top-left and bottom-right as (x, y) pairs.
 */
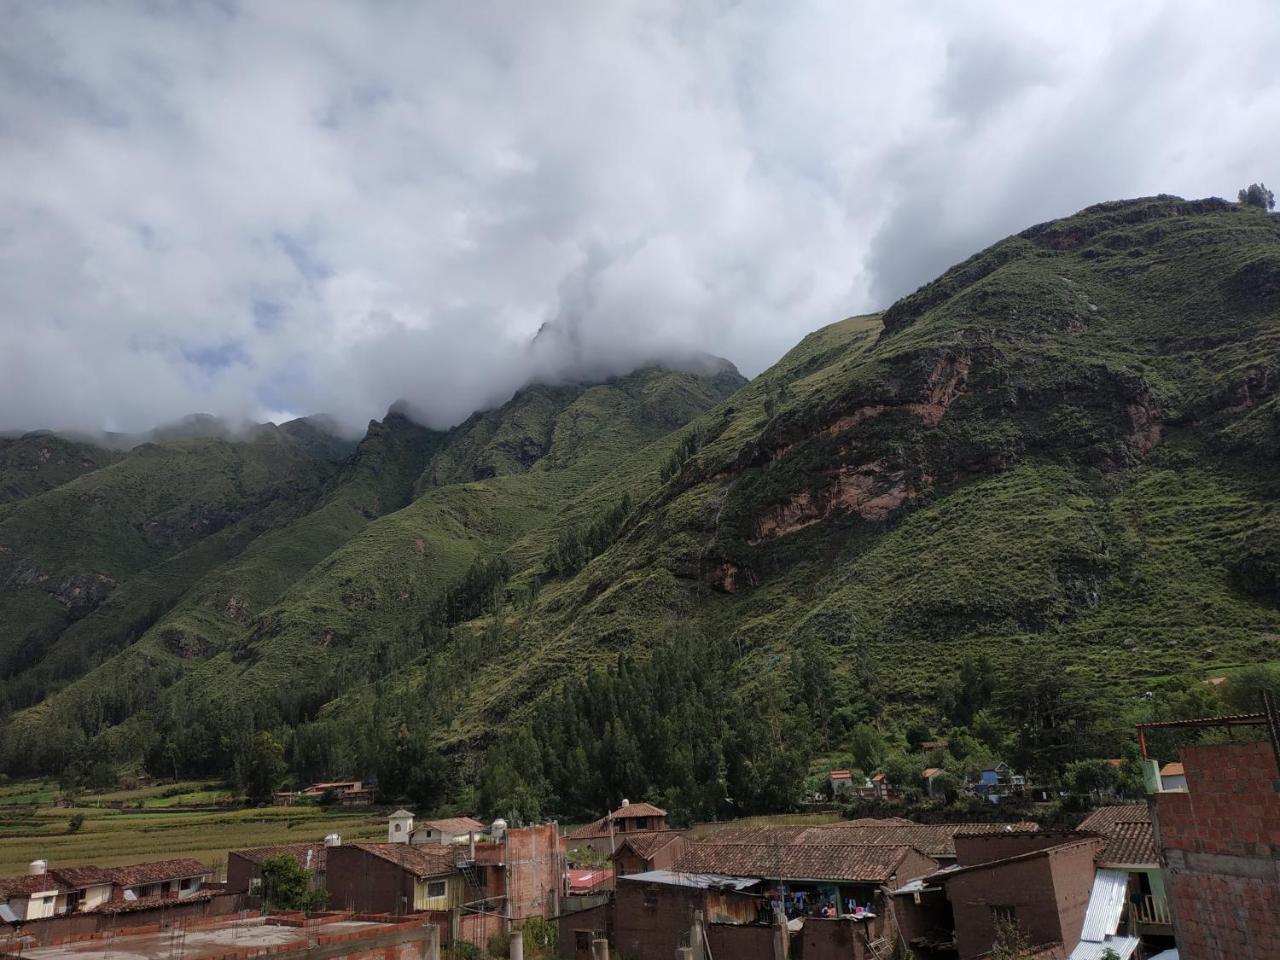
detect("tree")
(989, 916), (1033, 960)
(67, 814), (85, 834)
(1238, 183), (1276, 210)
(1064, 758), (1119, 802)
(258, 854), (325, 911)
(244, 732), (286, 805)
(849, 723), (885, 775)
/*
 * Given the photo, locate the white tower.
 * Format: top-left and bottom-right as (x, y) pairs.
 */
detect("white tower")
(387, 809), (414, 843)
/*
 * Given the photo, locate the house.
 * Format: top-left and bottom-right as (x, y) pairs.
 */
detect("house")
(611, 832), (687, 877)
(828, 769), (854, 797)
(972, 761), (1026, 803)
(1157, 761), (1186, 791)
(1148, 735), (1280, 960)
(921, 767), (945, 798)
(920, 739), (950, 752)
(1077, 804), (1170, 938)
(325, 820), (561, 924)
(893, 832), (1111, 960)
(610, 870), (772, 960)
(300, 779), (365, 800)
(0, 872), (62, 921)
(869, 773), (891, 801)
(411, 816), (487, 846)
(563, 800), (669, 857)
(226, 837), (335, 895)
(675, 838), (937, 916)
(325, 842), (468, 915)
(0, 858), (212, 922)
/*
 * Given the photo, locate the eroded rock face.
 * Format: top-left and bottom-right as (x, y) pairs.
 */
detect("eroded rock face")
(708, 561), (758, 593)
(162, 627), (206, 659)
(4, 564), (116, 616)
(750, 462), (928, 544)
(1127, 393), (1163, 456)
(141, 506), (239, 548)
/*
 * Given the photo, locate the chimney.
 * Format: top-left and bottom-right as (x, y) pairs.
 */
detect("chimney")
(28, 860), (47, 876)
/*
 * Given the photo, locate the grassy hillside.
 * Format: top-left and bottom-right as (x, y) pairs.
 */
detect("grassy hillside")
(0, 366), (744, 777)
(1, 196), (1276, 824)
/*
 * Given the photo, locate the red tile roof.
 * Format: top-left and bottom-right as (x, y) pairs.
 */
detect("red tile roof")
(922, 768), (942, 778)
(612, 802), (666, 819)
(1077, 804), (1156, 866)
(615, 832), (684, 859)
(422, 817), (485, 835)
(109, 858), (211, 887)
(829, 770), (852, 779)
(50, 865), (117, 888)
(348, 842), (459, 878)
(0, 874), (64, 898)
(567, 868), (613, 893)
(676, 842), (930, 884)
(1077, 804), (1149, 834)
(1160, 762), (1185, 777)
(699, 820), (1039, 859)
(230, 843), (327, 874)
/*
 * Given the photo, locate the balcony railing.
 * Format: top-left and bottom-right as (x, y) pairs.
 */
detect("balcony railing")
(1133, 895), (1171, 927)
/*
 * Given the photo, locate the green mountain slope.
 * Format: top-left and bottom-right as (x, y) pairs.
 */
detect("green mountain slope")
(0, 365), (743, 773)
(1, 196), (1276, 820)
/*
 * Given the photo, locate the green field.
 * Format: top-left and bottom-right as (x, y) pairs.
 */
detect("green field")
(0, 781), (385, 877)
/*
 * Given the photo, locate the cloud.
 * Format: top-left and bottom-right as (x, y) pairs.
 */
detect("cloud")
(2, 0), (1278, 435)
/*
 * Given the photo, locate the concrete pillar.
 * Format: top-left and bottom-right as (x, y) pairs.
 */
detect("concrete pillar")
(677, 949), (694, 960)
(591, 938), (610, 960)
(690, 909), (706, 960)
(510, 932), (524, 960)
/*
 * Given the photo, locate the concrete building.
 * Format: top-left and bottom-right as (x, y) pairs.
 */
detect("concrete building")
(410, 816), (486, 846)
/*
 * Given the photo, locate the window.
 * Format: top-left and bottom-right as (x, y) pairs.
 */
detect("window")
(426, 880), (447, 899)
(575, 932), (592, 949)
(634, 818), (648, 830)
(393, 822), (403, 832)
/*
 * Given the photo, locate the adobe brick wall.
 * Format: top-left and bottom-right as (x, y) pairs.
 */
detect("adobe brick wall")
(706, 921), (775, 959)
(945, 841), (1097, 960)
(898, 847), (942, 885)
(953, 832), (1084, 866)
(801, 915), (894, 960)
(612, 881), (762, 960)
(557, 901), (612, 960)
(1152, 739), (1280, 960)
(326, 846), (415, 914)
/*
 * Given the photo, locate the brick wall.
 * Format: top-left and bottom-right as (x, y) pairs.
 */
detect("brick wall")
(557, 902), (612, 960)
(1153, 739), (1280, 960)
(952, 832), (1085, 866)
(944, 841), (1097, 960)
(326, 846), (415, 914)
(612, 880), (763, 960)
(502, 823), (561, 919)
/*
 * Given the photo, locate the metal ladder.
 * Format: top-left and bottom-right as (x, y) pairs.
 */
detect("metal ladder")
(455, 853), (484, 892)
(865, 936), (891, 960)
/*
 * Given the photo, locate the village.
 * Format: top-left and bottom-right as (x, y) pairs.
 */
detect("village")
(0, 706), (1274, 960)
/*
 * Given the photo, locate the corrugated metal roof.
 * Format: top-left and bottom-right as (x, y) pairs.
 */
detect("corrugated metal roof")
(618, 870), (759, 891)
(1069, 935), (1140, 960)
(1078, 869), (1129, 943)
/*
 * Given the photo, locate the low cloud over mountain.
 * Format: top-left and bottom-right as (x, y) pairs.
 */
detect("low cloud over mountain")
(2, 1), (1278, 434)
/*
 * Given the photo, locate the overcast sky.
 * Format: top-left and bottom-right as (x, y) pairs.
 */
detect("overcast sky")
(2, 1), (1278, 435)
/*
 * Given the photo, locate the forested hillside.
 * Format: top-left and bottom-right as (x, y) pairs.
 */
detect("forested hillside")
(2, 196), (1277, 823)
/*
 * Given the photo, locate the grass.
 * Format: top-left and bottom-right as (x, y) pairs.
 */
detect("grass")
(0, 803), (384, 877)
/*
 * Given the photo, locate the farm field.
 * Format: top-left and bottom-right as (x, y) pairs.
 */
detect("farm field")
(0, 781), (385, 877)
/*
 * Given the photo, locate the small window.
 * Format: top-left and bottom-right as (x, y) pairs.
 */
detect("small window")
(426, 880), (447, 899)
(394, 822), (403, 832)
(643, 888), (659, 909)
(634, 817), (648, 830)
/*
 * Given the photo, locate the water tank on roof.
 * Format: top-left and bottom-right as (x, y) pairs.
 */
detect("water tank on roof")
(28, 859), (47, 876)
(620, 798), (629, 808)
(491, 818), (507, 841)
(324, 833), (341, 847)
